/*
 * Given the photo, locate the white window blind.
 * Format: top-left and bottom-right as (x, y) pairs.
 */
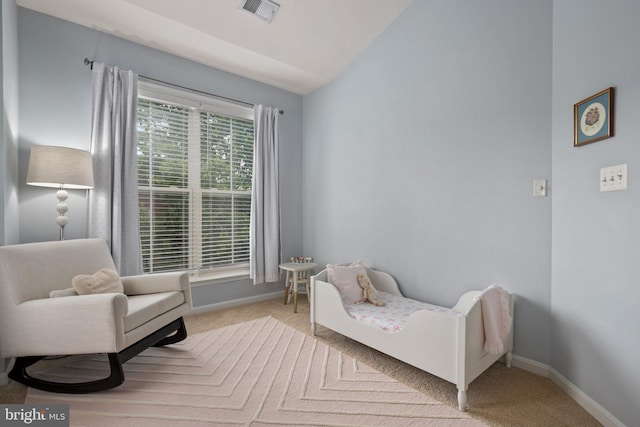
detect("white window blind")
(137, 81), (254, 275)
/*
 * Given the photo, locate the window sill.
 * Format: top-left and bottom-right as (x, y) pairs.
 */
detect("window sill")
(189, 268), (250, 287)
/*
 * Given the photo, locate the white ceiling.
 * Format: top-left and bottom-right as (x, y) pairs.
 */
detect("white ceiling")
(17, 0), (412, 94)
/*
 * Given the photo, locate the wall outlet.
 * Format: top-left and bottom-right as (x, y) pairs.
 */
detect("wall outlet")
(600, 164), (627, 192)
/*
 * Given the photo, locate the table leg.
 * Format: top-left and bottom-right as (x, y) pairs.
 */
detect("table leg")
(283, 271), (291, 305)
(293, 274), (299, 313)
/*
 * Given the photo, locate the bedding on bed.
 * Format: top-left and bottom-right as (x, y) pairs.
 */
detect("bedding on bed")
(344, 291), (459, 333)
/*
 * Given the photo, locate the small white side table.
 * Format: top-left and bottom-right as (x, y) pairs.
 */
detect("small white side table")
(279, 262), (317, 313)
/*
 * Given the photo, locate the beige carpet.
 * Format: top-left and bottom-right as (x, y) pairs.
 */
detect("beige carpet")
(185, 297), (603, 427)
(2, 295), (602, 426)
(25, 316), (485, 426)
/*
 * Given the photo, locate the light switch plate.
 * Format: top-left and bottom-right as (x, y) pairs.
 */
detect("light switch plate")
(533, 179), (547, 197)
(600, 164), (627, 192)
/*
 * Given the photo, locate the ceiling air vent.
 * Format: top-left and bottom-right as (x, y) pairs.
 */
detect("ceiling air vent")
(241, 0), (280, 23)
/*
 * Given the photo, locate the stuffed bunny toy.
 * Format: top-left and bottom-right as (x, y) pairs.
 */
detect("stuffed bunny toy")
(357, 274), (385, 306)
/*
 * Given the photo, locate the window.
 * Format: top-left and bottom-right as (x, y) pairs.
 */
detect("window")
(136, 81), (254, 276)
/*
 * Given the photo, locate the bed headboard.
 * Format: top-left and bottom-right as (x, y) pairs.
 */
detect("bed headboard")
(311, 265), (403, 297)
(365, 268), (403, 296)
(312, 268), (328, 282)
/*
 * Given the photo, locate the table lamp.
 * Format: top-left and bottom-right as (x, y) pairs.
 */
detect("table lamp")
(26, 145), (94, 240)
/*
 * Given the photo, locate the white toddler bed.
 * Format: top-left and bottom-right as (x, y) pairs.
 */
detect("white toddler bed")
(310, 265), (514, 411)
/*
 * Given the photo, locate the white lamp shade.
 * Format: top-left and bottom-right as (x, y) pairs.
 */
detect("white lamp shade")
(26, 145), (94, 189)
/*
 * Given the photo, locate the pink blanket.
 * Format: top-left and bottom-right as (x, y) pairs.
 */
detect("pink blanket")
(477, 284), (512, 354)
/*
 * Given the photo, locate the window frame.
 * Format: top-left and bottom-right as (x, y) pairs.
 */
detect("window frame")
(137, 80), (254, 283)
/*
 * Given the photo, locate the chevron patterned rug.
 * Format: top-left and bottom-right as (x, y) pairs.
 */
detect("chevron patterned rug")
(26, 316), (486, 426)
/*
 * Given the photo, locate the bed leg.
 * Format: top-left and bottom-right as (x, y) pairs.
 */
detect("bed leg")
(457, 389), (467, 412)
(505, 351), (512, 368)
(311, 322), (316, 336)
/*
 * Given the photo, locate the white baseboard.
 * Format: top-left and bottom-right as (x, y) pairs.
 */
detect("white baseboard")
(548, 368), (626, 427)
(510, 354), (550, 377)
(512, 354), (625, 427)
(187, 291), (282, 316)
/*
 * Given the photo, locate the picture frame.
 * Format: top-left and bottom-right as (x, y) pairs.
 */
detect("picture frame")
(574, 87), (614, 147)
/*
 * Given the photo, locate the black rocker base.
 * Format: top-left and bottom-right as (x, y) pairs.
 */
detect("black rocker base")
(8, 317), (187, 394)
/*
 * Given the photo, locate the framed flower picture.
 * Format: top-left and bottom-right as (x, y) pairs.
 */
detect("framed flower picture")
(574, 87), (614, 147)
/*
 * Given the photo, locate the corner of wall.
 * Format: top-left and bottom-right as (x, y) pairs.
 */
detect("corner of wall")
(1, 0), (20, 246)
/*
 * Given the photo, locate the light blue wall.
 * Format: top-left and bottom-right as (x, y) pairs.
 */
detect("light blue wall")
(303, 0), (638, 424)
(552, 2), (640, 426)
(17, 8), (303, 306)
(303, 0), (553, 363)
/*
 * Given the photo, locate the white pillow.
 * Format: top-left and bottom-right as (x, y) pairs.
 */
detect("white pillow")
(326, 260), (368, 304)
(72, 268), (124, 295)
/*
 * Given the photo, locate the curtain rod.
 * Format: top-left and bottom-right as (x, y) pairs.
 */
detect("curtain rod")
(83, 58), (284, 115)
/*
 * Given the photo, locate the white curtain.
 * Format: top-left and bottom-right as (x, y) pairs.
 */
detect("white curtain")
(87, 62), (142, 276)
(250, 105), (281, 284)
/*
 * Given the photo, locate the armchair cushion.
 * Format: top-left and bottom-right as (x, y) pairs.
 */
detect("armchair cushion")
(49, 288), (78, 298)
(72, 268), (124, 295)
(124, 292), (185, 333)
(121, 271), (189, 295)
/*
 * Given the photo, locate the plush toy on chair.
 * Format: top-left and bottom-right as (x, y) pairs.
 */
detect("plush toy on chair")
(357, 274), (385, 306)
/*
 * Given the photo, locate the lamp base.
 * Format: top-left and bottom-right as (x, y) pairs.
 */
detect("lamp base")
(56, 188), (69, 241)
(57, 224), (66, 241)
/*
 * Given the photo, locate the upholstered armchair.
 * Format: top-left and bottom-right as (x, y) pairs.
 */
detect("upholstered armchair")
(0, 238), (192, 393)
